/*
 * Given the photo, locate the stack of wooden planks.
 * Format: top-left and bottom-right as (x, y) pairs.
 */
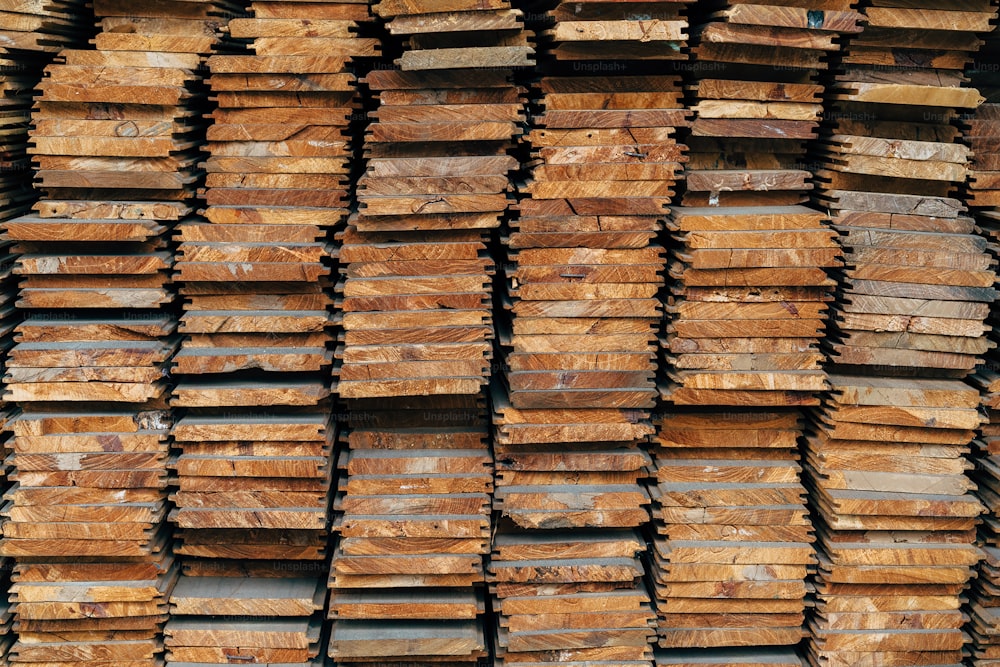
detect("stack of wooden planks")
(0, 11), (92, 661)
(664, 206), (838, 407)
(665, 0), (862, 406)
(0, 1), (235, 666)
(506, 73), (681, 414)
(495, 71), (680, 533)
(1, 404), (176, 667)
(172, 0), (374, 400)
(489, 3), (693, 667)
(959, 31), (1000, 666)
(328, 398), (492, 666)
(804, 375), (985, 667)
(166, 412), (335, 665)
(334, 0), (531, 399)
(491, 366), (656, 667)
(649, 410), (813, 657)
(813, 0), (997, 375)
(970, 371), (1000, 664)
(488, 529), (655, 667)
(804, 6), (999, 665)
(165, 2), (375, 664)
(526, 0), (690, 64)
(0, 0), (87, 53)
(166, 567), (326, 665)
(329, 0), (528, 660)
(651, 3), (863, 664)
(167, 0), (363, 568)
(0, 0), (91, 226)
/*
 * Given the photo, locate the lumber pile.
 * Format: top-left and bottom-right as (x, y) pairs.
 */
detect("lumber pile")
(0, 0), (91, 223)
(0, 1), (236, 665)
(804, 375), (985, 667)
(665, 0), (862, 406)
(650, 3), (863, 663)
(649, 410), (813, 654)
(488, 4), (693, 667)
(1, 406), (177, 667)
(0, 23), (92, 651)
(168, 0), (366, 563)
(329, 0), (529, 660)
(493, 70), (679, 537)
(488, 529), (655, 667)
(970, 371), (1000, 664)
(489, 390), (656, 667)
(664, 206), (838, 407)
(334, 0), (531, 399)
(525, 0), (689, 63)
(968, 102), (1000, 202)
(507, 72), (681, 413)
(328, 398), (491, 666)
(0, 0), (87, 53)
(812, 0), (997, 375)
(166, 412), (335, 665)
(166, 570), (326, 665)
(166, 2), (374, 664)
(803, 6), (999, 664)
(173, 0), (373, 398)
(961, 31), (1000, 666)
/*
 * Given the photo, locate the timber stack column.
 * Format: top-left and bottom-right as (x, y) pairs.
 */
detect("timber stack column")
(0, 5), (92, 662)
(806, 2), (999, 666)
(0, 1), (237, 665)
(326, 0), (531, 663)
(490, 0), (690, 666)
(942, 15), (1000, 666)
(0, 0), (92, 393)
(163, 1), (375, 664)
(652, 3), (861, 665)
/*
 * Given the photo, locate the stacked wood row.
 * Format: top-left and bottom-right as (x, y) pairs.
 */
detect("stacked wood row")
(166, 565), (327, 665)
(804, 375), (984, 667)
(0, 1), (236, 665)
(812, 0), (997, 375)
(970, 372), (1000, 664)
(0, 0), (91, 222)
(494, 71), (681, 536)
(663, 1), (861, 407)
(651, 3), (862, 663)
(328, 398), (492, 666)
(649, 410), (813, 659)
(488, 528), (655, 667)
(165, 3), (372, 663)
(488, 3), (691, 667)
(329, 0), (528, 661)
(0, 0), (86, 53)
(961, 28), (1000, 666)
(804, 4), (999, 666)
(0, 10), (91, 662)
(333, 5), (532, 399)
(165, 412), (335, 665)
